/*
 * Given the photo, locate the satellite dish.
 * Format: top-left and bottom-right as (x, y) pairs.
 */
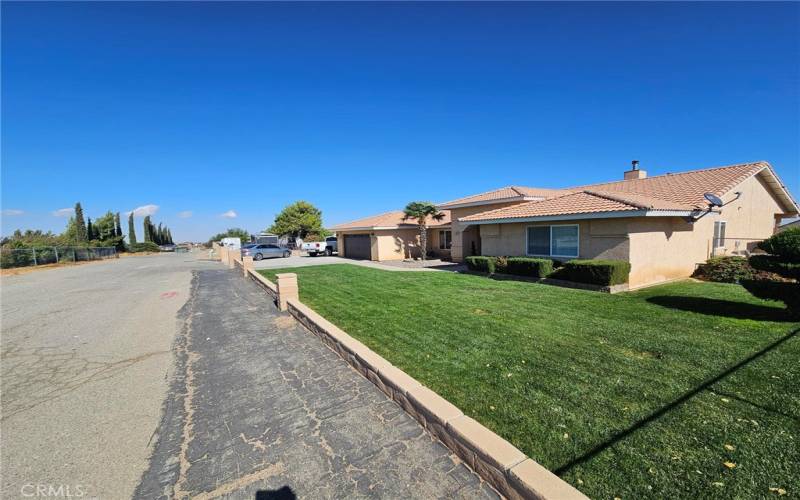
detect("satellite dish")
(704, 192), (724, 207)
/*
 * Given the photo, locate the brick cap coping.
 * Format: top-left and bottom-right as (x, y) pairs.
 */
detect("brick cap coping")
(248, 268), (587, 500)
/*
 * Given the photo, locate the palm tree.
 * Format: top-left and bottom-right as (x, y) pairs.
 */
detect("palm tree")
(402, 201), (445, 261)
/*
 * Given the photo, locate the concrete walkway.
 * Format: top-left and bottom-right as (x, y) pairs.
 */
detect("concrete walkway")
(253, 255), (466, 273)
(136, 268), (496, 499)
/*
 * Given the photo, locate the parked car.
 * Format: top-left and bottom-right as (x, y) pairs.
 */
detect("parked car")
(302, 236), (338, 257)
(158, 244), (177, 252)
(242, 243), (291, 261)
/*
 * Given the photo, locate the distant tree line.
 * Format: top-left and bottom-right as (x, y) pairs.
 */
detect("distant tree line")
(2, 201), (175, 254)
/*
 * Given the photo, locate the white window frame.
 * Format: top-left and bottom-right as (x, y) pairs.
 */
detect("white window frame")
(439, 230), (452, 250)
(525, 224), (580, 258)
(713, 220), (727, 248)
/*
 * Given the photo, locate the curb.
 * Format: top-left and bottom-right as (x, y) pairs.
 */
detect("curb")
(246, 267), (587, 500)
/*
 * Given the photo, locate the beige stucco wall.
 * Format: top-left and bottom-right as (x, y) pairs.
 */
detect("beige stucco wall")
(337, 227), (447, 261)
(450, 201), (528, 262)
(628, 173), (787, 287)
(478, 219), (630, 262)
(336, 230), (378, 261)
(426, 227), (452, 258)
(469, 173), (789, 287)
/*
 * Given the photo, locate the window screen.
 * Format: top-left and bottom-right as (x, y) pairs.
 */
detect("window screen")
(439, 230), (452, 250)
(551, 226), (579, 257)
(713, 221), (726, 248)
(527, 226), (550, 255)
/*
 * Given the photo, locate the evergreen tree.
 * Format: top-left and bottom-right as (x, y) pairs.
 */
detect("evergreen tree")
(86, 217), (95, 241)
(156, 223), (163, 245)
(128, 212), (137, 244)
(143, 216), (152, 242)
(114, 213), (122, 237)
(74, 202), (87, 242)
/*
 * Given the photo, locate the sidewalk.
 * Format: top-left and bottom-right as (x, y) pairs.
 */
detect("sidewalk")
(136, 268), (496, 499)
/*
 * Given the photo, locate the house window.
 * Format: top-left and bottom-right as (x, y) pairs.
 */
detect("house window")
(713, 221), (727, 248)
(439, 230), (452, 250)
(526, 225), (579, 258)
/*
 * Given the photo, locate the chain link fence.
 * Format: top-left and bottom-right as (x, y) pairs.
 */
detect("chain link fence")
(0, 246), (118, 269)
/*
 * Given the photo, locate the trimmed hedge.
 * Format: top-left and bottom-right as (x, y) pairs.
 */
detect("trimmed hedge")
(557, 259), (631, 286)
(465, 256), (496, 274)
(506, 257), (554, 278)
(693, 256), (755, 283)
(465, 255), (629, 285)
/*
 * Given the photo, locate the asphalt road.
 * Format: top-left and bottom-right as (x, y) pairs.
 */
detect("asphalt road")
(2, 253), (494, 499)
(1, 252), (217, 499)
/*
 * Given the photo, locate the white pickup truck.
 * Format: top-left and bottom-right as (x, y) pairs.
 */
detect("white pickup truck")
(302, 236), (338, 257)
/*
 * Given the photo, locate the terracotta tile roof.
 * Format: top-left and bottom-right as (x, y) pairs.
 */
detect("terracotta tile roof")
(572, 161), (768, 209)
(438, 185), (566, 208)
(460, 161), (796, 222)
(333, 210), (451, 231)
(459, 192), (641, 221)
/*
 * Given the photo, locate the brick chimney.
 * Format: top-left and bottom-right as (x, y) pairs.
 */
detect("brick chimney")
(624, 160), (647, 180)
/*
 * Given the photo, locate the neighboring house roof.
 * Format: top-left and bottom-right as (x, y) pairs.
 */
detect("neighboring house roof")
(332, 210), (451, 231)
(460, 161), (798, 224)
(437, 185), (566, 209)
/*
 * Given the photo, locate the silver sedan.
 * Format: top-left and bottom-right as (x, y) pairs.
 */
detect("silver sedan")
(242, 244), (291, 260)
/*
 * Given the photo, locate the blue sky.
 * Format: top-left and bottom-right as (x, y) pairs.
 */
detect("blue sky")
(2, 2), (798, 241)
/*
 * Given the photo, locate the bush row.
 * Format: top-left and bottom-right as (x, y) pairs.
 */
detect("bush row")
(129, 242), (161, 253)
(465, 256), (630, 286)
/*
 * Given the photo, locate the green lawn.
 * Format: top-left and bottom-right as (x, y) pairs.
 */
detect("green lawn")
(259, 264), (799, 499)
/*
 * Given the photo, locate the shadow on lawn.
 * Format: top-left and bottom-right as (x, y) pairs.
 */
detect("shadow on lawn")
(555, 326), (800, 477)
(646, 295), (795, 322)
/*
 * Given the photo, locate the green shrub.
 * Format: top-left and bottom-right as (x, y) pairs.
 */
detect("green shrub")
(558, 259), (631, 286)
(740, 280), (800, 315)
(465, 256), (496, 273)
(506, 257), (554, 278)
(757, 227), (800, 262)
(129, 242), (161, 253)
(748, 254), (800, 280)
(693, 256), (755, 283)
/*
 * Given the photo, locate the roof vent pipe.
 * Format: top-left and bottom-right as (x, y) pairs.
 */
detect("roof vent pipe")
(624, 160), (647, 180)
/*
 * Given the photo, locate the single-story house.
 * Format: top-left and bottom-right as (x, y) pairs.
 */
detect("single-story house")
(333, 210), (452, 261)
(443, 161), (797, 288)
(336, 161), (797, 288)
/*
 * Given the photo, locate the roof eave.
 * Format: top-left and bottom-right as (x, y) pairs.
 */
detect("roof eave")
(459, 209), (698, 225)
(437, 196), (543, 210)
(754, 164), (799, 215)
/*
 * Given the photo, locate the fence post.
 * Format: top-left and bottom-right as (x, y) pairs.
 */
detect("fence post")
(32, 248), (38, 266)
(227, 249), (236, 269)
(242, 255), (253, 277)
(275, 273), (299, 312)
(54, 247), (59, 263)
